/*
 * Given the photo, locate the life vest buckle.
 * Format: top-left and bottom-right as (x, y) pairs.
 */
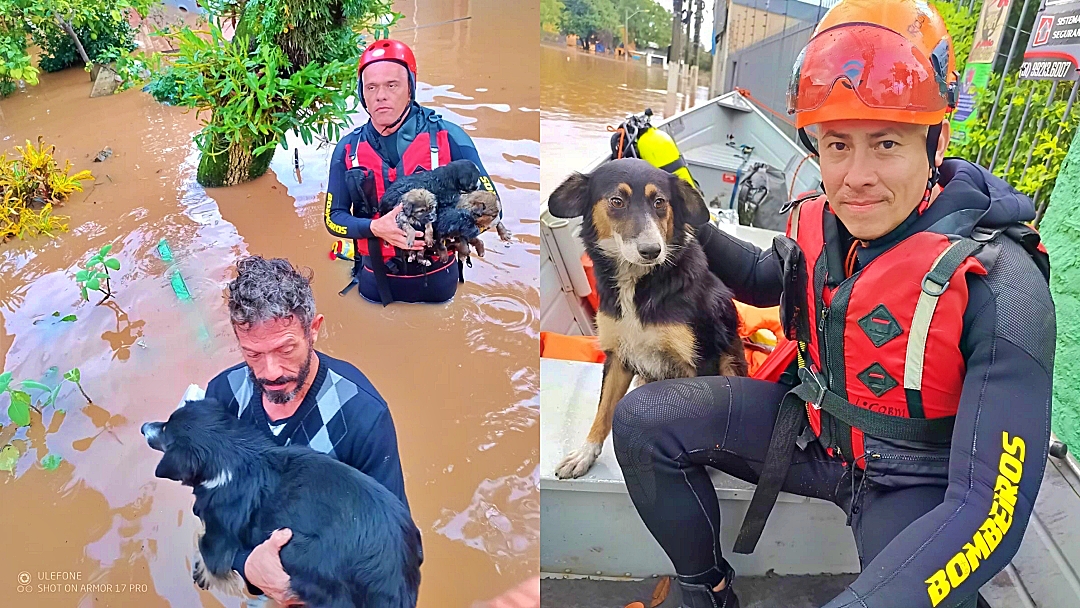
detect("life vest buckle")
(921, 274), (949, 297)
(797, 366), (826, 410)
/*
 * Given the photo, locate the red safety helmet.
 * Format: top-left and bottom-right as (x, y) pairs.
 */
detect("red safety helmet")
(358, 39), (417, 109)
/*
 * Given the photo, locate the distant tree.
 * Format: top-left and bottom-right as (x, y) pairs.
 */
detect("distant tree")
(561, 0), (619, 49)
(542, 0), (565, 33)
(613, 0), (671, 49)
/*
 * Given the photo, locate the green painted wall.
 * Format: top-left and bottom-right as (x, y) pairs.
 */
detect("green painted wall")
(1041, 127), (1080, 450)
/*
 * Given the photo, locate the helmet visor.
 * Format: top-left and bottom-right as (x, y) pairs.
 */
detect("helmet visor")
(787, 23), (951, 116)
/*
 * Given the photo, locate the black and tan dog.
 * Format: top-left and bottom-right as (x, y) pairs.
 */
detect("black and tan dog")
(548, 158), (748, 479)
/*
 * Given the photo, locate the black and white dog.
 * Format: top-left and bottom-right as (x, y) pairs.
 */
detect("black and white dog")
(142, 399), (421, 608)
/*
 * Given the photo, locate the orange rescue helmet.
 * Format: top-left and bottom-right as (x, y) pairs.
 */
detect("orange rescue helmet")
(787, 0), (958, 129)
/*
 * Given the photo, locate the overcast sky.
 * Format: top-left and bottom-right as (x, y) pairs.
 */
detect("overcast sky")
(651, 0), (833, 50)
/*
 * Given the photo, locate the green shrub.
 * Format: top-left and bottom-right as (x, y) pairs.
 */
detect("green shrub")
(31, 12), (138, 73)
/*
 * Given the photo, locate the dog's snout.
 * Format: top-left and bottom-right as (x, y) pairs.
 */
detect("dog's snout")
(142, 421), (165, 451)
(638, 243), (661, 260)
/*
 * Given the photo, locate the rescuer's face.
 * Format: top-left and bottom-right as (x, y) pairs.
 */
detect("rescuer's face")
(816, 119), (949, 241)
(363, 61), (411, 131)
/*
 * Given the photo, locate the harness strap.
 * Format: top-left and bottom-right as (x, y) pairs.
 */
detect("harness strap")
(795, 367), (955, 443)
(789, 200), (802, 240)
(428, 118), (440, 170)
(367, 237), (395, 306)
(904, 238), (981, 391)
(733, 389), (807, 554)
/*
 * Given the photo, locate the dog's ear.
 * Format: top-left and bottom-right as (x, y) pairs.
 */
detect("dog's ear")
(672, 175), (710, 226)
(547, 173), (590, 218)
(155, 444), (201, 484)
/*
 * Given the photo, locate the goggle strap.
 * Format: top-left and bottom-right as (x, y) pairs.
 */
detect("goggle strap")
(798, 128), (819, 157)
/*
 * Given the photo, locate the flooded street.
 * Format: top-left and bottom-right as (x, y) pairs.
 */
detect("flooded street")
(540, 43), (709, 199)
(0, 0), (538, 606)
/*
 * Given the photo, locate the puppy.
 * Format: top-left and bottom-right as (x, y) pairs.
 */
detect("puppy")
(379, 159), (482, 216)
(142, 399), (422, 608)
(396, 188), (438, 266)
(440, 190), (508, 258)
(547, 158), (748, 479)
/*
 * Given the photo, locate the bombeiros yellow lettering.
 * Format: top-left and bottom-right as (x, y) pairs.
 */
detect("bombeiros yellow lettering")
(925, 432), (1026, 606)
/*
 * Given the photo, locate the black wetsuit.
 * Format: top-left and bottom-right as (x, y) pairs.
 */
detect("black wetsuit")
(612, 158), (1055, 608)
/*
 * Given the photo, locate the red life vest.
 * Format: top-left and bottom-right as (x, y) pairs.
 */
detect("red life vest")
(787, 195), (987, 467)
(344, 126), (452, 258)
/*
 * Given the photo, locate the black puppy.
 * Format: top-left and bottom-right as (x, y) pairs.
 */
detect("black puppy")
(142, 399), (421, 608)
(378, 159), (481, 216)
(547, 158), (747, 479)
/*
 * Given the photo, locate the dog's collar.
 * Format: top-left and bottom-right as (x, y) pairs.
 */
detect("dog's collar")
(200, 469), (233, 490)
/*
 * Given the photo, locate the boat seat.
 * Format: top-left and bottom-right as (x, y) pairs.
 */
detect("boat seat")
(682, 142), (750, 173)
(540, 358), (862, 578)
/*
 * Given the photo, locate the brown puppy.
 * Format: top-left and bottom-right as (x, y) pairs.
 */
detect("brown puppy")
(547, 158), (747, 479)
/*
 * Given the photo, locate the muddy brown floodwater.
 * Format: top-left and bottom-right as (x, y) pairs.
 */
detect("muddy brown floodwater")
(0, 1), (539, 606)
(540, 43), (709, 200)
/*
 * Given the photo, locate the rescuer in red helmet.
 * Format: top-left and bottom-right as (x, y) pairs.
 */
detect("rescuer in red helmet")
(324, 39), (503, 305)
(602, 1), (1056, 607)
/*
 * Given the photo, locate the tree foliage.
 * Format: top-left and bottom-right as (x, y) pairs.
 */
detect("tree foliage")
(147, 0), (398, 187)
(541, 0), (565, 33)
(0, 0), (153, 96)
(613, 0), (671, 49)
(561, 0), (619, 43)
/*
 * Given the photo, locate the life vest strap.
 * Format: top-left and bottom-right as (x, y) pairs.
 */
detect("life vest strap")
(904, 238), (982, 391)
(794, 367), (955, 444)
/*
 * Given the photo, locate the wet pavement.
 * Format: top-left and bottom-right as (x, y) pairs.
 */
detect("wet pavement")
(0, 0), (538, 606)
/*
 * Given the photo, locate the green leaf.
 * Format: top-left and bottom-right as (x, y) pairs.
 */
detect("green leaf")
(104, 258), (120, 271)
(80, 286), (89, 301)
(8, 391), (31, 427)
(0, 445), (18, 473)
(99, 244), (113, 256)
(0, 372), (11, 393)
(76, 270), (89, 282)
(60, 315), (76, 322)
(64, 368), (81, 383)
(87, 255), (102, 268)
(19, 380), (51, 393)
(52, 311), (60, 317)
(87, 277), (100, 291)
(40, 453), (62, 471)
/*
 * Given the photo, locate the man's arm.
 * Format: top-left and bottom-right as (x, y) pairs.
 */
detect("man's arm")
(344, 406), (410, 512)
(325, 134), (375, 240)
(820, 243), (1055, 608)
(695, 221), (784, 307)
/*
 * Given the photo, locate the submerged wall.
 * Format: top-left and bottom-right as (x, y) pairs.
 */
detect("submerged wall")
(1041, 127), (1080, 450)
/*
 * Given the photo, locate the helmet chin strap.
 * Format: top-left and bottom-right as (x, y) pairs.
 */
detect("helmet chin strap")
(920, 122), (943, 214)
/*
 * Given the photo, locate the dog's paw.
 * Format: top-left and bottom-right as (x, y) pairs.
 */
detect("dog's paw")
(554, 442), (602, 479)
(192, 554), (212, 591)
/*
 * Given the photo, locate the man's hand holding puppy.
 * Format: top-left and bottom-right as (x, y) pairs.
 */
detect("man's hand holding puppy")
(371, 204), (425, 250)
